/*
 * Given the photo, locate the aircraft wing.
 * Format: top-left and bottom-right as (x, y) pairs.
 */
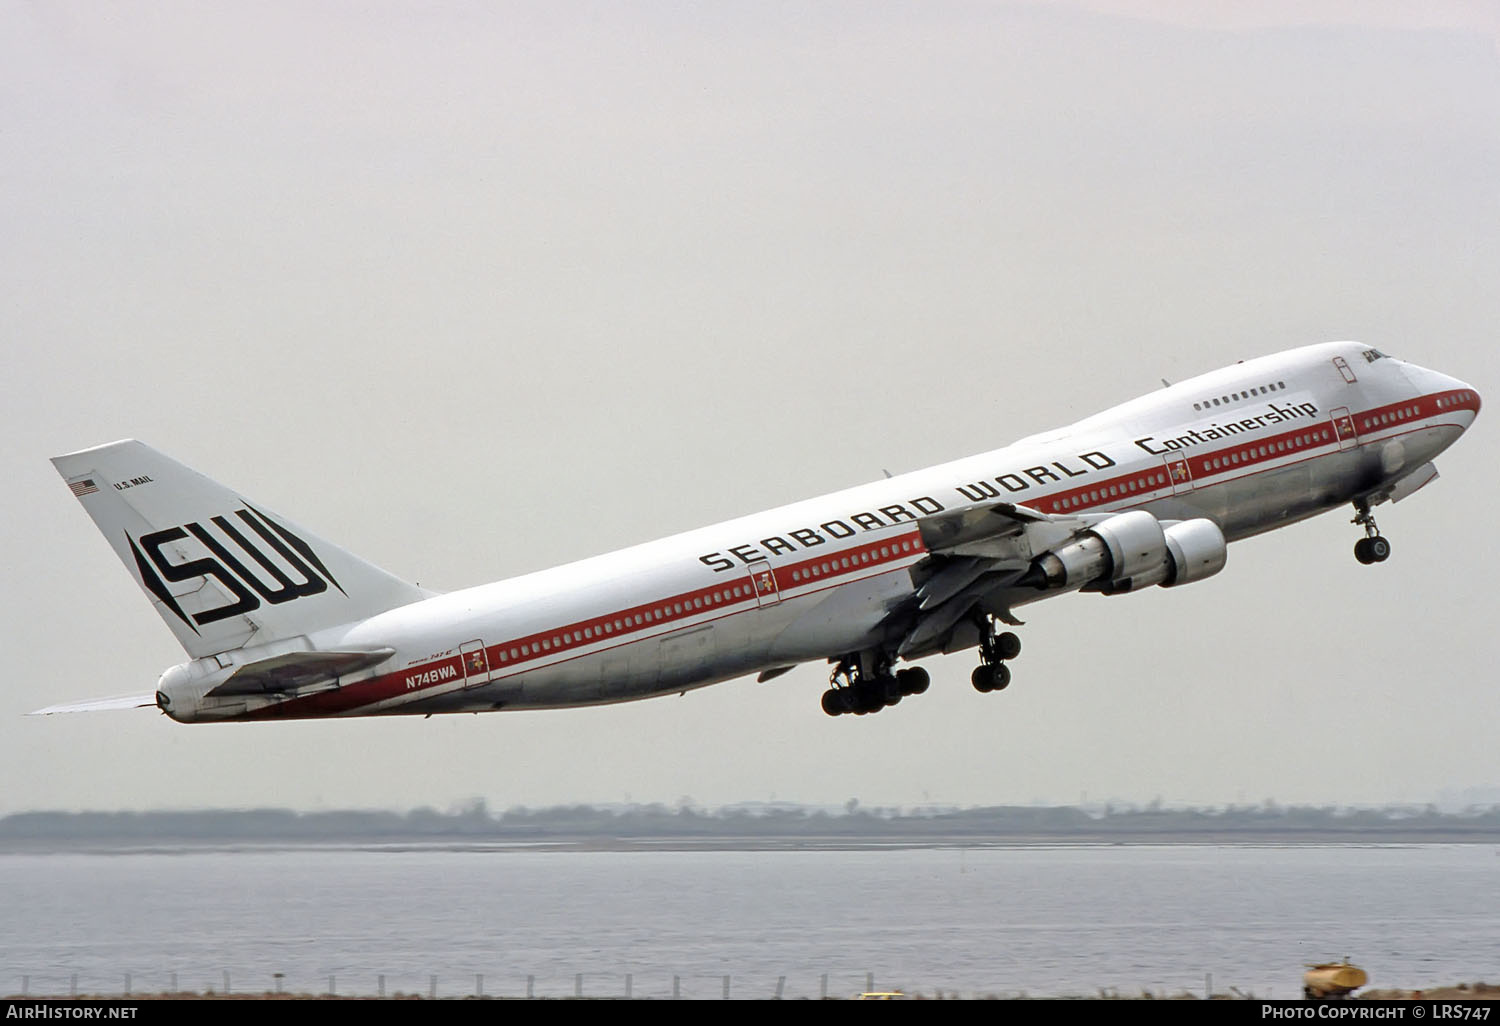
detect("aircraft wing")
(915, 500), (1087, 566)
(896, 501), (1092, 658)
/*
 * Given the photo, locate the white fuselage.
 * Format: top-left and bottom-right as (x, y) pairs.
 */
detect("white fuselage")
(157, 342), (1479, 722)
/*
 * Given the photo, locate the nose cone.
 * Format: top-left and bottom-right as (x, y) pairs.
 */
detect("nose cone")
(1404, 364), (1480, 427)
(1439, 375), (1480, 427)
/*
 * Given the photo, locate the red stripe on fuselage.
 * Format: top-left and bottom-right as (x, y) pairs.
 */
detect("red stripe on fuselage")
(1040, 389), (1472, 515)
(236, 529), (929, 720)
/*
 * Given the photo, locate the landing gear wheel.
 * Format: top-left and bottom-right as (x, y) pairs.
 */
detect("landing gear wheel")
(851, 682), (875, 715)
(1354, 536), (1391, 564)
(989, 663), (1011, 691)
(1351, 501), (1391, 565)
(854, 679), (889, 711)
(972, 614), (1021, 695)
(970, 664), (1012, 693)
(896, 667), (930, 696)
(825, 654), (934, 716)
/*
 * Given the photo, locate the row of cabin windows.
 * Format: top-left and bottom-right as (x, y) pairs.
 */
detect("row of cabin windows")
(1053, 473), (1169, 511)
(495, 584), (756, 662)
(1361, 406), (1419, 431)
(1203, 429), (1332, 472)
(1192, 381), (1287, 413)
(788, 539), (916, 583)
(1436, 391), (1475, 410)
(493, 538), (923, 663)
(1049, 427), (1339, 507)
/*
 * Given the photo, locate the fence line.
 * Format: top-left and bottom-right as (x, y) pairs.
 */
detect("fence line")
(6, 968), (1255, 999)
(6, 968), (917, 1000)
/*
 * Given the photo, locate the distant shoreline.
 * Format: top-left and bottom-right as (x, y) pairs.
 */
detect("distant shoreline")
(1, 837), (1496, 855)
(3, 803), (1496, 852)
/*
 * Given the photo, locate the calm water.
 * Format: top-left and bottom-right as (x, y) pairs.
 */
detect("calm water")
(1, 844), (1494, 999)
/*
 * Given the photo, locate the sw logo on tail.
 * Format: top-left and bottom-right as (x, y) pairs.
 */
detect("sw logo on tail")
(129, 507), (342, 632)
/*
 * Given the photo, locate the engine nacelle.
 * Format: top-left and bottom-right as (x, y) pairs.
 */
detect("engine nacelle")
(1025, 512), (1226, 594)
(1159, 518), (1227, 587)
(1091, 516), (1228, 592)
(1028, 510), (1166, 591)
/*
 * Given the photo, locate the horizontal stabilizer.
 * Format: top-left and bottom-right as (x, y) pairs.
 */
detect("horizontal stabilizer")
(30, 694), (158, 716)
(205, 648), (396, 697)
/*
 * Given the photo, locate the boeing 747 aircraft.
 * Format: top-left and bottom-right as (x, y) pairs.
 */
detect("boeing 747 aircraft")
(40, 342), (1478, 722)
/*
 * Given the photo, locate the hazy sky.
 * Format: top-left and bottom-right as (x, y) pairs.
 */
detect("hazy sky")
(3, 1), (1496, 814)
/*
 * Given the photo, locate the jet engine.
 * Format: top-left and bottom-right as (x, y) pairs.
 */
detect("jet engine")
(1023, 510), (1226, 595)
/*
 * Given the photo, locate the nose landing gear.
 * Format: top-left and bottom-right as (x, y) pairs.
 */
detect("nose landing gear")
(1351, 500), (1391, 564)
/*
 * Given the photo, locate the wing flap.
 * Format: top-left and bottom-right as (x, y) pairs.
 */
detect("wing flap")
(915, 556), (991, 611)
(917, 501), (1042, 551)
(892, 501), (1096, 659)
(900, 568), (1028, 657)
(917, 500), (1082, 560)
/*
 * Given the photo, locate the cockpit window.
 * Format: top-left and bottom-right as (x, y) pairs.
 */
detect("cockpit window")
(1362, 348), (1389, 363)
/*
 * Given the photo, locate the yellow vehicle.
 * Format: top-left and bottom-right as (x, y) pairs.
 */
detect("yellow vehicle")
(1303, 962), (1368, 1000)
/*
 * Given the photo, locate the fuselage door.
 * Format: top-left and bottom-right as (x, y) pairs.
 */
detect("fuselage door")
(460, 640), (490, 688)
(1330, 407), (1359, 451)
(1162, 452), (1194, 495)
(1333, 356), (1358, 384)
(747, 560), (781, 608)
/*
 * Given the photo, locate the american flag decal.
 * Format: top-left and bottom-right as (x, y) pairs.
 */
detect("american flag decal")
(69, 478), (98, 497)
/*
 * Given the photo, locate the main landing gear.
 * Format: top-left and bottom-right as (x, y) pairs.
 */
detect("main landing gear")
(1351, 500), (1391, 565)
(971, 614), (1022, 694)
(821, 654), (930, 716)
(820, 616), (1026, 715)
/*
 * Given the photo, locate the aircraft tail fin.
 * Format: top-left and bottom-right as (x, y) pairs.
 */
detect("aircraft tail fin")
(52, 440), (432, 660)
